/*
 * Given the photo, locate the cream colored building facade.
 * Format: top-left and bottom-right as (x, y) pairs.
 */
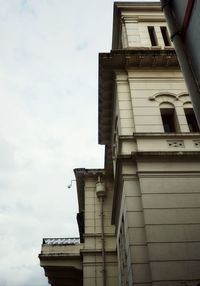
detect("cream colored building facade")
(39, 2), (200, 286)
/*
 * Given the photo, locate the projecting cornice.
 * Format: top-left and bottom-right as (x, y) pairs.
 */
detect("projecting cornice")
(98, 48), (179, 146)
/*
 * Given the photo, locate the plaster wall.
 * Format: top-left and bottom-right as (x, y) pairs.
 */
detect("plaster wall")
(116, 162), (152, 285)
(139, 160), (200, 284)
(114, 69), (189, 136)
(115, 71), (134, 136)
(128, 70), (188, 133)
(115, 158), (200, 285)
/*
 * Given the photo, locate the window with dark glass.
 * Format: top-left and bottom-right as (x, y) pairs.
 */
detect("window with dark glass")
(160, 26), (171, 46)
(148, 26), (158, 46)
(161, 108), (176, 132)
(184, 108), (199, 132)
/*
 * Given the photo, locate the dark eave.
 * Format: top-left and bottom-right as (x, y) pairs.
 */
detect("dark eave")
(98, 48), (179, 146)
(44, 266), (82, 286)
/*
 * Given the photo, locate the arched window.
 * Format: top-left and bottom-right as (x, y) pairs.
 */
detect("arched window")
(184, 108), (199, 132)
(160, 103), (179, 133)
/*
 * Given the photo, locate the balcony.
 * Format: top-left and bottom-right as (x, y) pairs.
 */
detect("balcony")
(39, 238), (83, 286)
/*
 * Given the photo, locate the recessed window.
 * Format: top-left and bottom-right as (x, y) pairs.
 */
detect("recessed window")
(160, 26), (171, 46)
(148, 26), (158, 46)
(184, 108), (199, 132)
(161, 108), (176, 132)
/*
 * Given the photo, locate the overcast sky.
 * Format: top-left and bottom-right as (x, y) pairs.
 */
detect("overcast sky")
(0, 1), (158, 285)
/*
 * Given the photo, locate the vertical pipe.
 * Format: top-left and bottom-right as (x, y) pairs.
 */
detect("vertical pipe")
(182, 0), (195, 37)
(96, 177), (106, 286)
(100, 196), (106, 286)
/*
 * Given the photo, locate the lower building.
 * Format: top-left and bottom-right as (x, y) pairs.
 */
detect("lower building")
(39, 237), (83, 286)
(39, 169), (118, 286)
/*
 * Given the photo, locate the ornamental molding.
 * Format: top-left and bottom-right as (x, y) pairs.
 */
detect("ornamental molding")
(121, 15), (165, 23)
(149, 92), (177, 103)
(178, 93), (191, 103)
(149, 92), (191, 105)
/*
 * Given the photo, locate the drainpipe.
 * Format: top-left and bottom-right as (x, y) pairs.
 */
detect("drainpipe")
(182, 0), (195, 38)
(161, 0), (200, 126)
(100, 196), (106, 286)
(96, 177), (106, 286)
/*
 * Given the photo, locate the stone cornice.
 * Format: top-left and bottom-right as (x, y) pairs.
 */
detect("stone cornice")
(80, 249), (117, 255)
(39, 254), (81, 260)
(121, 15), (165, 23)
(131, 151), (200, 158)
(137, 171), (200, 178)
(120, 132), (200, 139)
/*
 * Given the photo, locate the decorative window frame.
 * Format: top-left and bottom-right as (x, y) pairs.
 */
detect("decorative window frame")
(149, 92), (192, 133)
(149, 92), (191, 105)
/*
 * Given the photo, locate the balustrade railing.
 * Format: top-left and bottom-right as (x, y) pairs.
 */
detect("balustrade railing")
(43, 238), (80, 245)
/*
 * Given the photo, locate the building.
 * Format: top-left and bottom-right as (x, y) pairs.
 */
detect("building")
(39, 169), (118, 286)
(161, 0), (200, 125)
(39, 2), (200, 286)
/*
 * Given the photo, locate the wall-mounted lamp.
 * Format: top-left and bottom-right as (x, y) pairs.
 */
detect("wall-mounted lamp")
(67, 180), (76, 189)
(96, 176), (106, 198)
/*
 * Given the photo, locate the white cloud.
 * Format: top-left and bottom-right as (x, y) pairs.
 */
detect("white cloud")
(0, 0), (108, 285)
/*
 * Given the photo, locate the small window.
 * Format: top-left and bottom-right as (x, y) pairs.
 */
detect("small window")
(161, 108), (176, 132)
(160, 26), (171, 46)
(184, 108), (199, 132)
(148, 26), (158, 46)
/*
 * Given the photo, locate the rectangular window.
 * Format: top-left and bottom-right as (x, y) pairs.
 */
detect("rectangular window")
(161, 109), (176, 132)
(160, 26), (171, 46)
(148, 26), (158, 46)
(184, 109), (199, 132)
